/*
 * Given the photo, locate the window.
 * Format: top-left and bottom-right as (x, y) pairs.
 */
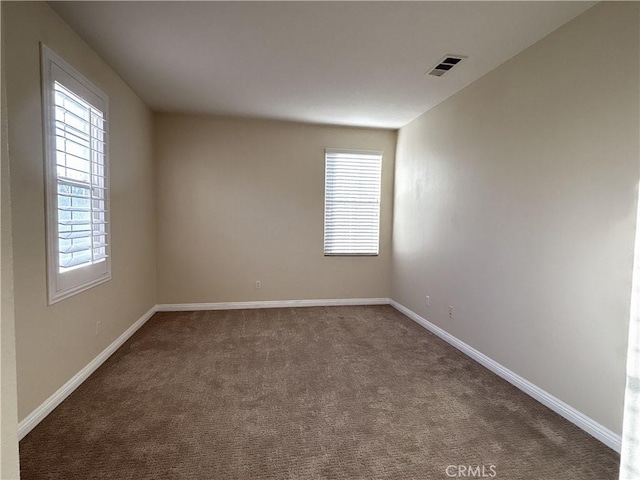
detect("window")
(323, 149), (382, 256)
(41, 45), (110, 304)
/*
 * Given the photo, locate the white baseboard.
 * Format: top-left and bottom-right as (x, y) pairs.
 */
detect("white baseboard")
(17, 305), (157, 441)
(389, 300), (622, 452)
(19, 298), (621, 454)
(18, 299), (388, 439)
(156, 297), (391, 312)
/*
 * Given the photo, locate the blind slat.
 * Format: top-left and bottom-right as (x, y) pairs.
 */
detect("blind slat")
(60, 242), (107, 254)
(324, 149), (382, 255)
(58, 229), (108, 239)
(60, 253), (108, 269)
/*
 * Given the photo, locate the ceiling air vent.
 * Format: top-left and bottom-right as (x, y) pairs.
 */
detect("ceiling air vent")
(428, 54), (467, 77)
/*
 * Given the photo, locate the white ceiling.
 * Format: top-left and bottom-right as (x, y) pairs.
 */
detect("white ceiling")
(51, 1), (595, 129)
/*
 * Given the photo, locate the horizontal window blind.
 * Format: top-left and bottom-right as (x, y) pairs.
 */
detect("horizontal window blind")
(54, 82), (108, 272)
(324, 149), (382, 255)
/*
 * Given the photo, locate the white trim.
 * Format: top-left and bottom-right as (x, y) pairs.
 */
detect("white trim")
(325, 148), (384, 156)
(18, 305), (156, 440)
(17, 299), (388, 437)
(18, 298), (621, 453)
(41, 44), (112, 305)
(389, 300), (622, 452)
(156, 298), (391, 312)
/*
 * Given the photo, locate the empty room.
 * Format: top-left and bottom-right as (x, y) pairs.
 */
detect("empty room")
(1, 1), (639, 479)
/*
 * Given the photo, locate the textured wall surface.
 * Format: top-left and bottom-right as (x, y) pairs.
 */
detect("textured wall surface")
(156, 114), (396, 304)
(391, 2), (639, 434)
(4, 1), (157, 420)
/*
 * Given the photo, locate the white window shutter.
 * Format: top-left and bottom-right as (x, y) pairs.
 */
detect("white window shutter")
(42, 44), (111, 304)
(54, 82), (108, 271)
(324, 149), (382, 255)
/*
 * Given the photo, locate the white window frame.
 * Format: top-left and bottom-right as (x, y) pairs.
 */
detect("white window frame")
(41, 44), (111, 304)
(323, 148), (382, 256)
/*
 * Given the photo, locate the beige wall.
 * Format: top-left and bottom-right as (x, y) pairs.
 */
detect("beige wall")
(391, 1), (639, 435)
(156, 114), (395, 304)
(3, 0), (635, 457)
(3, 2), (157, 420)
(1, 2), (21, 473)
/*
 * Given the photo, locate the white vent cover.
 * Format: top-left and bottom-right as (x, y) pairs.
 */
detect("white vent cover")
(427, 54), (467, 77)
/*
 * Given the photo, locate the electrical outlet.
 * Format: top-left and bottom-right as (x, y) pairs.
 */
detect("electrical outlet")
(95, 321), (101, 336)
(255, 281), (261, 290)
(448, 306), (454, 319)
(425, 295), (430, 307)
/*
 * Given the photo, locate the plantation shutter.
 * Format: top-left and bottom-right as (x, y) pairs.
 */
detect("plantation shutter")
(54, 82), (108, 271)
(42, 45), (111, 304)
(324, 149), (382, 255)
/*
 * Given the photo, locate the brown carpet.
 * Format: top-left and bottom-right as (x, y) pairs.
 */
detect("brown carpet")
(20, 306), (619, 479)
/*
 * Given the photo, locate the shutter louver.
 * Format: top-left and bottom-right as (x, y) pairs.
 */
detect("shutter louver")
(42, 45), (111, 304)
(324, 149), (382, 255)
(54, 82), (108, 272)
